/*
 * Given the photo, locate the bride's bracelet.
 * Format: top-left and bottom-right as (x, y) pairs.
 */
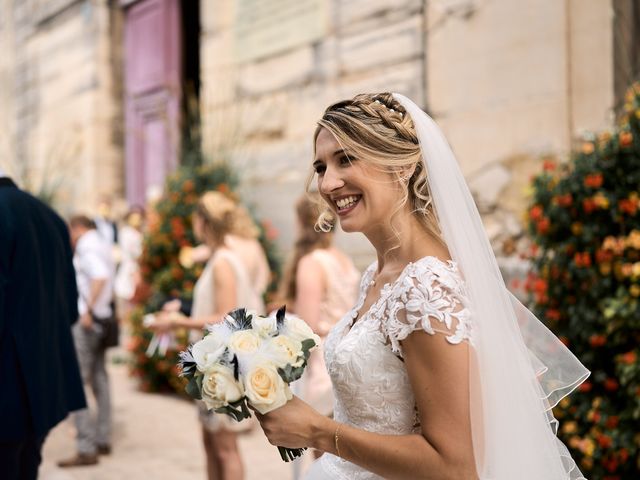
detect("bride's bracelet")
(334, 424), (342, 458)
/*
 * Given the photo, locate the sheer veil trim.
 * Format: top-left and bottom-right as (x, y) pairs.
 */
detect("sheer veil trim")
(393, 93), (590, 480)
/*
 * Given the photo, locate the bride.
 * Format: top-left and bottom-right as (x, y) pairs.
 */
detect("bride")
(255, 93), (589, 479)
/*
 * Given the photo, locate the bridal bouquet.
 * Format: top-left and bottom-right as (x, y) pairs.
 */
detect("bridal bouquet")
(178, 306), (319, 462)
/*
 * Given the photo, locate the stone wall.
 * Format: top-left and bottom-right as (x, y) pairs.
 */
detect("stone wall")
(0, 0), (123, 215)
(200, 0), (617, 269)
(426, 0), (615, 266)
(200, 0), (427, 267)
(0, 0), (619, 268)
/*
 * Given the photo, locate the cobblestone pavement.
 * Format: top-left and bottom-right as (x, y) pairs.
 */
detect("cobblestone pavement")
(39, 360), (293, 480)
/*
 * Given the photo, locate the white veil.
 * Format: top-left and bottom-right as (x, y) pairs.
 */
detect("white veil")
(393, 93), (590, 479)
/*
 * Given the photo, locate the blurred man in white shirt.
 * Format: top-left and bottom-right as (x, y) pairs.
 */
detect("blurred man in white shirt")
(58, 215), (115, 467)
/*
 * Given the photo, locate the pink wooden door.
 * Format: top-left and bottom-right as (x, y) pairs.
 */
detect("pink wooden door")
(123, 0), (181, 206)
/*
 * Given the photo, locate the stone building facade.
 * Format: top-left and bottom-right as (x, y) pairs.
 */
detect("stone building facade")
(199, 0), (634, 267)
(0, 0), (123, 213)
(0, 0), (637, 268)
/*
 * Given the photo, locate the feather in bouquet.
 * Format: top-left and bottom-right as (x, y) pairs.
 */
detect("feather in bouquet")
(178, 306), (319, 462)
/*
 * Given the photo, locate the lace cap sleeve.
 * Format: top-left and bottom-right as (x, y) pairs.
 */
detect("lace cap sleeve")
(383, 258), (473, 355)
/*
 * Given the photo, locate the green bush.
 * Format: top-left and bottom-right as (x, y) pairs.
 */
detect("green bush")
(526, 82), (640, 478)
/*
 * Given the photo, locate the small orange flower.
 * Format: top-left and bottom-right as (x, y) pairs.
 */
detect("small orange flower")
(546, 309), (561, 321)
(588, 334), (606, 347)
(581, 142), (595, 154)
(604, 378), (619, 392)
(529, 204), (544, 221)
(582, 198), (597, 214)
(619, 198), (638, 215)
(618, 448), (629, 463)
(571, 222), (583, 235)
(537, 217), (551, 234)
(620, 351), (637, 365)
(621, 263), (634, 277)
(578, 381), (592, 392)
(574, 252), (592, 268)
(553, 193), (573, 207)
(619, 131), (633, 147)
(183, 179), (195, 192)
(598, 434), (613, 449)
(584, 173), (603, 188)
(605, 416), (619, 429)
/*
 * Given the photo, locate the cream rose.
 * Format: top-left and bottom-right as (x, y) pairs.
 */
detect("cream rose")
(252, 315), (278, 338)
(228, 330), (262, 354)
(201, 364), (244, 410)
(192, 333), (226, 372)
(283, 316), (320, 346)
(244, 363), (292, 414)
(265, 335), (304, 368)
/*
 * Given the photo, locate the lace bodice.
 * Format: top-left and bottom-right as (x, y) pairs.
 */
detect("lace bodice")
(307, 256), (472, 479)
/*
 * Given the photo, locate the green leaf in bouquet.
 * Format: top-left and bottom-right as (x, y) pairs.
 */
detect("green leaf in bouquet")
(278, 364), (306, 383)
(301, 338), (316, 352)
(185, 375), (203, 400)
(216, 398), (251, 422)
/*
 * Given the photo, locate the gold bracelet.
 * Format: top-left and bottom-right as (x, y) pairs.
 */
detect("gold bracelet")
(334, 424), (342, 458)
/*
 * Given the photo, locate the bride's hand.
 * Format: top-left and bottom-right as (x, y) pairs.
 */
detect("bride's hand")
(255, 396), (329, 450)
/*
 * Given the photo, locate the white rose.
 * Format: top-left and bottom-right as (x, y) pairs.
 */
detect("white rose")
(265, 335), (304, 368)
(283, 316), (320, 346)
(244, 363), (292, 414)
(201, 364), (244, 410)
(192, 333), (226, 372)
(228, 330), (262, 355)
(252, 315), (278, 338)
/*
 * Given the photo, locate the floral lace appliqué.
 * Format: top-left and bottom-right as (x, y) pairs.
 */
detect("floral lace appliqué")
(383, 258), (473, 355)
(314, 256), (473, 479)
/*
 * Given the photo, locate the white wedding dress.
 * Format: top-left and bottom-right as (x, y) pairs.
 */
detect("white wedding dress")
(304, 255), (472, 479)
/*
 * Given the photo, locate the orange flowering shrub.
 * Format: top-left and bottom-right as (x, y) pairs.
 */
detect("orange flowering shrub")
(527, 83), (640, 478)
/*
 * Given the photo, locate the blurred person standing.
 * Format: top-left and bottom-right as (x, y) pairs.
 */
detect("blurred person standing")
(150, 192), (263, 480)
(58, 215), (115, 467)
(0, 170), (86, 479)
(225, 204), (270, 313)
(279, 193), (359, 462)
(94, 195), (118, 247)
(114, 206), (145, 320)
(167, 202), (270, 324)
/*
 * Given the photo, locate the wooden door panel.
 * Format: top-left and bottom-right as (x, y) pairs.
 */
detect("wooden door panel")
(123, 0), (181, 205)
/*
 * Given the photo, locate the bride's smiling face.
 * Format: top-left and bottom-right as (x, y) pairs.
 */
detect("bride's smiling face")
(314, 127), (403, 234)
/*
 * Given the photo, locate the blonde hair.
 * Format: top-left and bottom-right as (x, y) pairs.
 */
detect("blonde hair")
(232, 205), (261, 239)
(196, 191), (261, 245)
(279, 193), (333, 304)
(196, 191), (237, 245)
(309, 92), (443, 247)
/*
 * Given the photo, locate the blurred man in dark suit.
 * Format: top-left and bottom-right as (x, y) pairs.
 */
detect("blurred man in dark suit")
(0, 169), (86, 479)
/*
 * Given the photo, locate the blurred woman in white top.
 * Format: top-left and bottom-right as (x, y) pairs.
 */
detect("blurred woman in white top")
(150, 192), (265, 480)
(114, 206), (145, 320)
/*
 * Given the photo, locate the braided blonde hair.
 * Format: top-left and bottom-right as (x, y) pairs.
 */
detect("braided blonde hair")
(309, 92), (443, 246)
